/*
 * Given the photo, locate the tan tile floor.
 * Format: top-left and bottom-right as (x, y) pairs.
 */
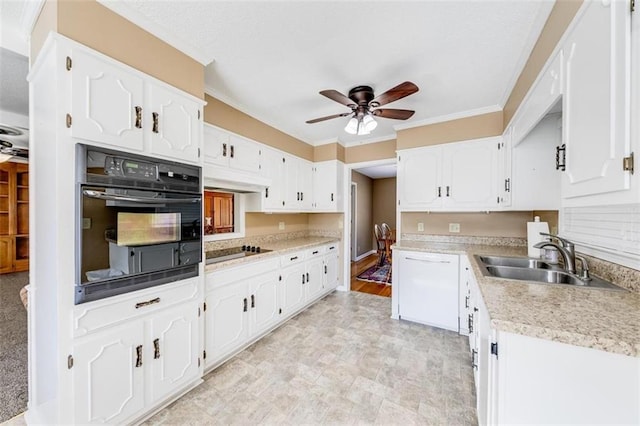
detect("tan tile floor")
(146, 291), (478, 425)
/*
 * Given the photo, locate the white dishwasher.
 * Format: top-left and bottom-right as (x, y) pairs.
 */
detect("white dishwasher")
(396, 250), (459, 331)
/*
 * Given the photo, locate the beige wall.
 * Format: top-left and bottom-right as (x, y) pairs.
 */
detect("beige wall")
(204, 95), (314, 161)
(351, 171), (374, 257)
(396, 111), (503, 150)
(345, 139), (396, 164)
(314, 143), (346, 162)
(32, 0), (204, 98)
(503, 0), (583, 126)
(308, 213), (344, 232)
(245, 213), (309, 237)
(401, 211), (559, 238)
(372, 178), (397, 232)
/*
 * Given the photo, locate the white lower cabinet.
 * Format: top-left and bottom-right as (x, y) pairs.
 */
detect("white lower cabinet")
(72, 299), (200, 424)
(464, 255), (639, 425)
(73, 322), (145, 424)
(204, 243), (338, 369)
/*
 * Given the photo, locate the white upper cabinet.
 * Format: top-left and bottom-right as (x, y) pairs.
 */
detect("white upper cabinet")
(397, 146), (442, 210)
(496, 130), (512, 207)
(443, 138), (498, 209)
(312, 161), (344, 212)
(147, 84), (201, 164)
(562, 0), (631, 198)
(398, 137), (500, 211)
(202, 124), (261, 174)
(258, 146), (287, 210)
(68, 42), (203, 164)
(71, 48), (145, 152)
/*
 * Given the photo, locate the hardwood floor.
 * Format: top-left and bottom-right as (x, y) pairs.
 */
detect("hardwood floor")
(350, 253), (391, 298)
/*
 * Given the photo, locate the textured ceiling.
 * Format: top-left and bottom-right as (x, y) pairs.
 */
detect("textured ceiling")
(112, 0), (554, 146)
(355, 163), (397, 180)
(0, 47), (29, 117)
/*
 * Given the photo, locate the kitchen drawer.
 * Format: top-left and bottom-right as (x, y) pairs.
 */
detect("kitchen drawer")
(306, 246), (325, 258)
(73, 276), (199, 337)
(280, 250), (306, 267)
(206, 257), (279, 292)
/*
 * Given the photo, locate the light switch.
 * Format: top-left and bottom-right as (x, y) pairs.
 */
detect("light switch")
(417, 222), (424, 232)
(279, 221), (285, 230)
(449, 223), (460, 233)
(82, 217), (91, 229)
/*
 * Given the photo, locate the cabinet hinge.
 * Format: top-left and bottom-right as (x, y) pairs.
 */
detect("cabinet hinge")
(66, 114), (72, 128)
(203, 350), (207, 359)
(67, 354), (74, 369)
(491, 342), (498, 357)
(623, 152), (634, 174)
(398, 155), (401, 162)
(198, 307), (201, 317)
(278, 308), (282, 315)
(278, 275), (282, 281)
(203, 301), (207, 311)
(198, 148), (201, 158)
(497, 142), (501, 150)
(197, 110), (201, 119)
(497, 196), (500, 204)
(198, 357), (201, 367)
(66, 56), (72, 71)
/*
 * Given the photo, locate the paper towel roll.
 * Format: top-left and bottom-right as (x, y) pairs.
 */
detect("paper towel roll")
(527, 216), (549, 258)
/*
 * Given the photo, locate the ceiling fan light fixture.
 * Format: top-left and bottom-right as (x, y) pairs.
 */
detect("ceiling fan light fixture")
(344, 117), (359, 135)
(362, 114), (377, 132)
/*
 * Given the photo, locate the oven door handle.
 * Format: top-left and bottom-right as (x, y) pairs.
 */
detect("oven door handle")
(82, 190), (201, 204)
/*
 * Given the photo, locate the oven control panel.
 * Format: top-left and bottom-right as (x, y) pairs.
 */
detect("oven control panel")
(105, 156), (158, 180)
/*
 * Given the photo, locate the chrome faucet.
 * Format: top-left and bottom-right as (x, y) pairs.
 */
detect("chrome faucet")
(533, 233), (577, 274)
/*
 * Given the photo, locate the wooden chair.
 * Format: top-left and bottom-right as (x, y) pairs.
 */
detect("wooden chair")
(374, 224), (387, 266)
(381, 223), (393, 263)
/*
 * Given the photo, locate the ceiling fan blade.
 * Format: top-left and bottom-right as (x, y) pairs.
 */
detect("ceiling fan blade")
(372, 109), (415, 120)
(371, 81), (419, 107)
(319, 90), (357, 108)
(306, 112), (351, 124)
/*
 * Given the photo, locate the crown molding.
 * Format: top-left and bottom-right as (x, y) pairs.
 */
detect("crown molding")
(313, 137), (341, 147)
(393, 105), (503, 132)
(96, 0), (213, 66)
(20, 0), (45, 37)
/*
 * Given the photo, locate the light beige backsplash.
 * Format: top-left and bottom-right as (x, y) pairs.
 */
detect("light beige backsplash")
(245, 213), (309, 237)
(401, 211), (559, 238)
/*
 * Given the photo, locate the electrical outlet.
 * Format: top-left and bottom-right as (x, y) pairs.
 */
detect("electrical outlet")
(449, 223), (460, 233)
(82, 218), (91, 229)
(278, 221), (285, 230)
(417, 222), (424, 232)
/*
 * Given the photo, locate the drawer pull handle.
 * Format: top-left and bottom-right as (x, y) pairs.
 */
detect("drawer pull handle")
(153, 338), (160, 359)
(446, 186), (450, 197)
(230, 145), (235, 158)
(243, 298), (248, 312)
(251, 294), (255, 308)
(302, 274), (306, 284)
(306, 272), (309, 282)
(290, 256), (298, 261)
(312, 250), (319, 255)
(465, 295), (469, 309)
(134, 106), (142, 128)
(329, 246), (335, 250)
(223, 143), (227, 157)
(135, 345), (143, 367)
(135, 297), (160, 309)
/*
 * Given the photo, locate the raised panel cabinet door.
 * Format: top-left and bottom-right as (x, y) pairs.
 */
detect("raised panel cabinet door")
(397, 147), (442, 210)
(259, 148), (285, 210)
(71, 48), (144, 151)
(249, 271), (279, 336)
(323, 251), (339, 291)
(148, 84), (201, 164)
(298, 160), (314, 210)
(279, 264), (306, 316)
(228, 135), (261, 174)
(443, 138), (499, 209)
(73, 322), (145, 424)
(283, 154), (299, 209)
(305, 255), (324, 302)
(149, 302), (200, 402)
(497, 132), (512, 208)
(204, 282), (249, 366)
(0, 237), (13, 273)
(563, 0), (630, 198)
(313, 162), (337, 211)
(202, 124), (230, 167)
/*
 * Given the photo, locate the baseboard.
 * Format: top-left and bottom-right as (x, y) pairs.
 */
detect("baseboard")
(354, 250), (377, 262)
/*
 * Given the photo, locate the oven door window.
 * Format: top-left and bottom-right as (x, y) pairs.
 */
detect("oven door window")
(79, 186), (201, 284)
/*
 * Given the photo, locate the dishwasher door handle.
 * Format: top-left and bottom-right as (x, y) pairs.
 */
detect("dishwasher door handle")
(404, 257), (451, 264)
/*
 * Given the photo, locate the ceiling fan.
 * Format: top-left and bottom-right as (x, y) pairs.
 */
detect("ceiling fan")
(306, 81), (419, 135)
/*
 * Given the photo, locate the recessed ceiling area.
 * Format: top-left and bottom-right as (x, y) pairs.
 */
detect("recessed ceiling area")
(354, 163), (397, 180)
(98, 0), (555, 146)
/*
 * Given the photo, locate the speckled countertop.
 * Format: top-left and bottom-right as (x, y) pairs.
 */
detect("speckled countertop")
(393, 240), (640, 358)
(205, 237), (339, 272)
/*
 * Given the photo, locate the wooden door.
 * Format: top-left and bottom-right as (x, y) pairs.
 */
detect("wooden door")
(0, 237), (13, 273)
(213, 192), (234, 233)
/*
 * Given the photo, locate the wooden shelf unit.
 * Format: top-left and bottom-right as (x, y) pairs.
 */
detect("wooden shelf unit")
(0, 162), (29, 273)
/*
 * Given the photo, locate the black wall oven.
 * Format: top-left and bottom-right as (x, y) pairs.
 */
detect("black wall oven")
(76, 145), (202, 304)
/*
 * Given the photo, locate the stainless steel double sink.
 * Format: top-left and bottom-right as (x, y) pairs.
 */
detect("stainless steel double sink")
(474, 255), (624, 290)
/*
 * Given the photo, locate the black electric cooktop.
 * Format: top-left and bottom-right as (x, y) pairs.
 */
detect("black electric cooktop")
(205, 245), (272, 265)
